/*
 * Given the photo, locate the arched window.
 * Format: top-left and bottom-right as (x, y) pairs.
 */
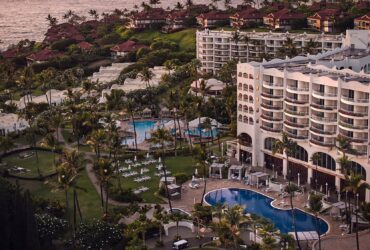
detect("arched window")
(249, 107), (254, 113)
(312, 152), (336, 171)
(264, 137), (276, 151)
(243, 95), (248, 102)
(243, 84), (248, 91)
(249, 85), (254, 92)
(349, 161), (366, 180)
(291, 145), (308, 162)
(239, 133), (252, 146)
(238, 115), (242, 121)
(249, 118), (254, 125)
(249, 96), (254, 103)
(243, 116), (248, 123)
(243, 105), (248, 112)
(238, 82), (242, 89)
(238, 93), (242, 101)
(243, 73), (248, 78)
(238, 104), (242, 111)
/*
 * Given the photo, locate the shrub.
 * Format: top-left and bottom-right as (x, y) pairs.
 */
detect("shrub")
(109, 187), (143, 203)
(51, 39), (76, 51)
(174, 173), (190, 185)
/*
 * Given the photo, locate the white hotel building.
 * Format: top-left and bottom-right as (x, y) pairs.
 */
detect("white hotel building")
(236, 30), (370, 202)
(197, 29), (344, 74)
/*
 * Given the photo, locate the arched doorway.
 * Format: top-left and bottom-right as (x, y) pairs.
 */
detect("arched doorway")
(311, 152), (336, 194)
(340, 161), (367, 202)
(288, 145), (308, 185)
(238, 133), (252, 164)
(264, 137), (283, 176)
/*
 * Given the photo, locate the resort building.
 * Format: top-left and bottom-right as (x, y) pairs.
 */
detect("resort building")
(127, 8), (167, 29)
(0, 113), (29, 135)
(90, 62), (133, 84)
(229, 7), (263, 28)
(110, 40), (147, 58)
(263, 8), (305, 31)
(196, 11), (230, 28)
(26, 48), (63, 65)
(197, 29), (344, 73)
(307, 9), (343, 33)
(354, 14), (370, 30)
(236, 30), (370, 202)
(162, 10), (192, 33)
(189, 78), (226, 98)
(13, 89), (68, 109)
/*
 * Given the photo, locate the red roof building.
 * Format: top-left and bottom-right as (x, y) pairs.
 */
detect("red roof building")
(110, 40), (147, 58)
(307, 9), (343, 33)
(354, 14), (370, 30)
(127, 8), (168, 29)
(44, 23), (84, 44)
(162, 9), (192, 33)
(263, 8), (305, 30)
(230, 7), (263, 28)
(1, 49), (18, 59)
(196, 11), (230, 28)
(77, 41), (94, 51)
(26, 48), (63, 64)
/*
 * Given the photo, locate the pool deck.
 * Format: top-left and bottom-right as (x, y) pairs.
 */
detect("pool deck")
(172, 178), (344, 236)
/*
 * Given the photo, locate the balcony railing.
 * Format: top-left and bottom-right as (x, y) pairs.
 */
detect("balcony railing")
(261, 92), (284, 99)
(310, 127), (336, 135)
(262, 81), (284, 88)
(261, 114), (283, 122)
(311, 115), (337, 123)
(339, 121), (368, 130)
(339, 109), (368, 117)
(261, 103), (283, 110)
(287, 86), (309, 92)
(339, 134), (368, 143)
(285, 109), (309, 116)
(285, 97), (309, 105)
(311, 103), (337, 111)
(310, 138), (335, 147)
(285, 131), (308, 140)
(312, 90), (337, 97)
(284, 120), (309, 128)
(261, 125), (282, 133)
(341, 96), (369, 104)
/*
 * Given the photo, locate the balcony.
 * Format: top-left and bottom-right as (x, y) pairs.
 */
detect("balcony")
(312, 90), (337, 99)
(310, 103), (337, 111)
(285, 109), (309, 117)
(286, 85), (309, 93)
(285, 131), (308, 140)
(285, 97), (309, 105)
(341, 96), (369, 106)
(261, 125), (282, 133)
(261, 92), (284, 100)
(284, 120), (309, 129)
(310, 115), (337, 124)
(339, 108), (368, 117)
(339, 134), (368, 143)
(260, 114), (283, 122)
(262, 81), (284, 89)
(309, 138), (335, 147)
(339, 121), (368, 131)
(309, 126), (336, 135)
(261, 103), (283, 111)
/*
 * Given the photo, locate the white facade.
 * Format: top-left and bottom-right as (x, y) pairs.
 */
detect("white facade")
(197, 29), (345, 73)
(237, 34), (370, 201)
(14, 89), (68, 109)
(0, 113), (29, 135)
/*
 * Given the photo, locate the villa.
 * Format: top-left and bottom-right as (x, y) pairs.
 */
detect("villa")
(307, 9), (344, 33)
(162, 9), (192, 33)
(26, 48), (63, 65)
(110, 40), (147, 58)
(229, 7), (263, 28)
(90, 62), (133, 84)
(189, 78), (226, 97)
(354, 14), (370, 30)
(0, 113), (29, 136)
(14, 89), (68, 109)
(196, 11), (230, 28)
(127, 8), (167, 30)
(263, 8), (306, 30)
(76, 41), (93, 51)
(236, 30), (370, 202)
(43, 23), (84, 44)
(196, 29), (344, 73)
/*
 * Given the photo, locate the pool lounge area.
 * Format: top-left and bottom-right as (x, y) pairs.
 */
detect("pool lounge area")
(204, 188), (329, 235)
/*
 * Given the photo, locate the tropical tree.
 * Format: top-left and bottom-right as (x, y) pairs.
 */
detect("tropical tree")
(308, 193), (323, 250)
(169, 212), (189, 240)
(40, 133), (59, 165)
(88, 9), (99, 19)
(139, 67), (154, 89)
(46, 14), (58, 27)
(242, 34), (250, 62)
(150, 128), (173, 212)
(185, 0), (194, 7)
(360, 202), (370, 232)
(175, 2), (184, 9)
(223, 205), (245, 249)
(124, 98), (138, 151)
(95, 158), (114, 215)
(189, 59), (201, 96)
(153, 204), (168, 244)
(87, 129), (106, 160)
(310, 153), (322, 192)
(232, 30), (241, 62)
(0, 135), (14, 163)
(195, 146), (208, 205)
(277, 38), (298, 58)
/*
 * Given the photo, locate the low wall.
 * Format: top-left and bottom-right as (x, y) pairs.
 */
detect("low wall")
(163, 220), (195, 236)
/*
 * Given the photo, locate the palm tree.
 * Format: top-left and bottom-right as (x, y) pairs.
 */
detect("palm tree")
(86, 129), (106, 160)
(342, 172), (370, 250)
(175, 2), (184, 10)
(96, 158), (114, 215)
(189, 59), (201, 96)
(164, 59), (177, 76)
(125, 98), (138, 151)
(360, 202), (370, 232)
(46, 14), (58, 27)
(242, 35), (250, 63)
(202, 117), (214, 147)
(88, 9), (99, 20)
(139, 67), (154, 89)
(336, 135), (352, 156)
(179, 96), (195, 153)
(153, 204), (168, 244)
(169, 212), (189, 239)
(224, 205), (245, 249)
(212, 202), (225, 223)
(196, 146), (208, 205)
(0, 135), (14, 163)
(150, 128), (174, 212)
(277, 37), (298, 58)
(310, 153), (321, 193)
(40, 133), (59, 165)
(272, 132), (301, 250)
(302, 39), (318, 54)
(185, 0), (194, 7)
(308, 193), (323, 250)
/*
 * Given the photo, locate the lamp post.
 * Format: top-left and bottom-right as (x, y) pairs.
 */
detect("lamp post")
(325, 182), (328, 197)
(272, 164), (275, 179)
(297, 173), (300, 187)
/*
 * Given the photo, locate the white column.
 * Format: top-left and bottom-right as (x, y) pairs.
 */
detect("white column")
(335, 176), (341, 194)
(282, 154), (288, 179)
(307, 167), (313, 185)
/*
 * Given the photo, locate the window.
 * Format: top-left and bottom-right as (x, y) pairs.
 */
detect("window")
(264, 137), (277, 151)
(291, 145), (308, 162)
(312, 152), (336, 171)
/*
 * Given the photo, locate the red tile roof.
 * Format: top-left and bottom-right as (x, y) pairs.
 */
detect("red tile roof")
(44, 23), (84, 43)
(26, 48), (63, 62)
(167, 10), (190, 21)
(132, 8), (167, 21)
(308, 9), (342, 21)
(1, 49), (18, 59)
(110, 40), (147, 53)
(355, 14), (370, 21)
(265, 8), (305, 20)
(77, 41), (93, 50)
(197, 11), (230, 20)
(231, 7), (263, 20)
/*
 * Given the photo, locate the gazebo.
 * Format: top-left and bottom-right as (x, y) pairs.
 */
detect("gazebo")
(248, 172), (270, 187)
(228, 165), (245, 181)
(160, 107), (171, 118)
(159, 176), (176, 188)
(142, 108), (152, 118)
(209, 163), (225, 179)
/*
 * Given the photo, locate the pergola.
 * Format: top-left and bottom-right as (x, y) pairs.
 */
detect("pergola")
(248, 172), (270, 187)
(159, 176), (176, 188)
(160, 107), (171, 118)
(228, 165), (245, 181)
(209, 163), (225, 179)
(142, 108), (152, 118)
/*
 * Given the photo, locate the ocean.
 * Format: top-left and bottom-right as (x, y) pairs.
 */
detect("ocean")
(0, 0), (243, 51)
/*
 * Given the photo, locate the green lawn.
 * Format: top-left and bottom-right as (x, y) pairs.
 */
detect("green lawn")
(61, 129), (76, 143)
(3, 150), (56, 177)
(112, 155), (196, 203)
(127, 28), (196, 51)
(11, 169), (103, 219)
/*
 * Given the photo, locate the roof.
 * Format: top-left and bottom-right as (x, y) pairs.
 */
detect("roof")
(110, 40), (147, 53)
(308, 9), (341, 21)
(355, 14), (370, 22)
(231, 7), (263, 20)
(191, 78), (226, 91)
(77, 41), (93, 50)
(26, 48), (63, 62)
(1, 49), (18, 59)
(167, 10), (190, 20)
(131, 8), (167, 21)
(44, 23), (84, 43)
(197, 11), (230, 20)
(264, 8), (305, 20)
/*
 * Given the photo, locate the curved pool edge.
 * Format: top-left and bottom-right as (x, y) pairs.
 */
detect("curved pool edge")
(203, 187), (330, 236)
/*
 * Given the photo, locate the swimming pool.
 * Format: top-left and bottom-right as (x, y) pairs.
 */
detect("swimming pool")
(122, 120), (167, 146)
(204, 188), (329, 234)
(185, 127), (218, 138)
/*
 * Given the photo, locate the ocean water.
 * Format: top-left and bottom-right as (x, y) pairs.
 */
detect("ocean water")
(0, 0), (243, 51)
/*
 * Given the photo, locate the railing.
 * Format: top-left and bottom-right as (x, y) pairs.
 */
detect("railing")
(261, 103), (283, 110)
(285, 131), (308, 140)
(287, 86), (309, 92)
(309, 138), (335, 147)
(284, 120), (309, 128)
(339, 109), (368, 117)
(341, 96), (369, 103)
(262, 81), (283, 88)
(261, 125), (282, 133)
(310, 126), (336, 135)
(311, 103), (337, 111)
(261, 92), (284, 99)
(311, 115), (337, 123)
(285, 109), (309, 116)
(261, 114), (283, 122)
(339, 121), (368, 130)
(339, 133), (368, 143)
(312, 90), (337, 97)
(285, 97), (309, 105)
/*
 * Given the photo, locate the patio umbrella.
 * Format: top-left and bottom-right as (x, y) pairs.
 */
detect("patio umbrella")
(320, 185), (323, 193)
(279, 184), (283, 192)
(195, 168), (198, 175)
(146, 152), (150, 158)
(158, 157), (161, 163)
(140, 168), (143, 175)
(297, 173), (300, 187)
(128, 165), (131, 170)
(134, 155), (137, 162)
(337, 192), (341, 201)
(192, 175), (195, 181)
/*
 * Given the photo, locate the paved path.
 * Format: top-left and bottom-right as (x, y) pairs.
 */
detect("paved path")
(314, 230), (370, 250)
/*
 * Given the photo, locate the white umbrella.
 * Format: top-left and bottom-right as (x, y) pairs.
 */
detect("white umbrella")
(337, 192), (341, 201)
(297, 173), (300, 187)
(265, 179), (269, 187)
(128, 165), (131, 170)
(195, 168), (198, 175)
(140, 168), (144, 175)
(320, 185), (323, 193)
(279, 184), (283, 192)
(158, 157), (161, 163)
(192, 175), (195, 181)
(134, 155), (137, 162)
(221, 142), (224, 157)
(146, 152), (150, 159)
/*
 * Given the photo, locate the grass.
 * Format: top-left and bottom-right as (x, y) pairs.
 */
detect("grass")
(3, 150), (56, 177)
(126, 28), (196, 51)
(10, 168), (103, 219)
(61, 129), (76, 143)
(112, 155), (196, 203)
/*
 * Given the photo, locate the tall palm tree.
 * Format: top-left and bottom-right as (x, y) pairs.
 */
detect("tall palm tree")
(342, 172), (370, 250)
(139, 67), (154, 89)
(336, 135), (352, 157)
(196, 146), (208, 205)
(175, 2), (184, 10)
(179, 96), (195, 153)
(232, 30), (241, 62)
(125, 98), (138, 151)
(242, 34), (250, 63)
(278, 37), (298, 58)
(360, 202), (370, 232)
(96, 158), (114, 215)
(169, 212), (189, 239)
(88, 9), (99, 20)
(272, 132), (301, 250)
(189, 59), (201, 97)
(0, 135), (14, 163)
(224, 205), (245, 250)
(309, 193), (323, 250)
(310, 153), (321, 193)
(153, 204), (168, 243)
(86, 129), (106, 160)
(40, 133), (59, 165)
(46, 14), (58, 27)
(150, 128), (174, 212)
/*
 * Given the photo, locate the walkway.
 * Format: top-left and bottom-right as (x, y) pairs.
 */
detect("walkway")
(314, 230), (370, 250)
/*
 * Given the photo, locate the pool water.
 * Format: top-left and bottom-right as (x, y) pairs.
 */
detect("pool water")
(205, 188), (328, 234)
(185, 127), (218, 138)
(122, 120), (167, 146)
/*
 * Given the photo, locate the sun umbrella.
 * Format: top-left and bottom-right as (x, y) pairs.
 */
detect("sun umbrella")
(195, 168), (198, 175)
(146, 152), (150, 158)
(158, 157), (161, 163)
(134, 155), (137, 162)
